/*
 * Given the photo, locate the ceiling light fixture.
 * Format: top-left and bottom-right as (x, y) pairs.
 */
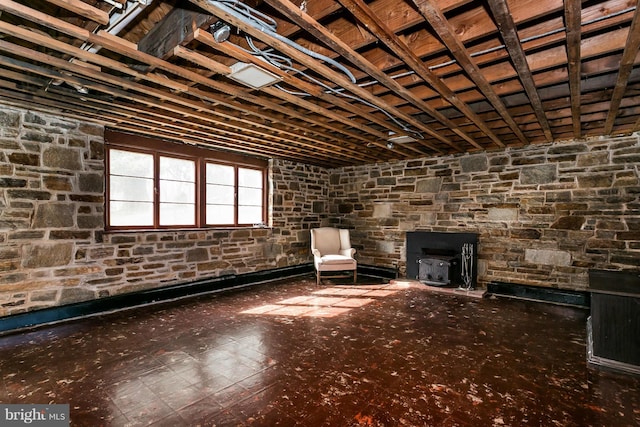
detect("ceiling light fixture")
(227, 61), (282, 89)
(387, 132), (417, 144)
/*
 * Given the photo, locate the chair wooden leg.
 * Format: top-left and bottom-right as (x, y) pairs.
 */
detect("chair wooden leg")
(353, 269), (357, 284)
(316, 270), (320, 286)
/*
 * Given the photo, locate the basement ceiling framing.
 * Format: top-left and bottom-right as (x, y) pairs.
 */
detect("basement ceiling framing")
(0, 0), (638, 167)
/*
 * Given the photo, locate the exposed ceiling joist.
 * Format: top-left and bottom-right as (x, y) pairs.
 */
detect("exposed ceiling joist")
(0, 0), (637, 167)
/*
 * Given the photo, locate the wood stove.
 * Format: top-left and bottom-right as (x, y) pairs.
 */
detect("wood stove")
(418, 255), (458, 286)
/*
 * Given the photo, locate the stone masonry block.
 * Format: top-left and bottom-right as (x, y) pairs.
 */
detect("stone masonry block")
(23, 242), (73, 268)
(488, 207), (518, 221)
(33, 203), (75, 228)
(577, 174), (613, 188)
(186, 247), (209, 262)
(416, 177), (442, 193)
(79, 173), (104, 192)
(551, 216), (585, 230)
(460, 155), (488, 172)
(59, 287), (96, 305)
(43, 146), (82, 170)
(524, 248), (571, 266)
(373, 203), (393, 218)
(520, 164), (556, 185)
(577, 152), (609, 167)
(0, 110), (20, 127)
(8, 152), (39, 166)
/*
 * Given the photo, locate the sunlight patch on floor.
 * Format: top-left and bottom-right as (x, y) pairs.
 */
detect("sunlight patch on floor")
(240, 284), (399, 317)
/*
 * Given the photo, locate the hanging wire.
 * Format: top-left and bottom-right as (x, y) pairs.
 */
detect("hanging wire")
(209, 0), (423, 140)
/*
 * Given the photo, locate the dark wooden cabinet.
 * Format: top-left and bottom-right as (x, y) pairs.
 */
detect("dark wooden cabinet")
(588, 270), (640, 375)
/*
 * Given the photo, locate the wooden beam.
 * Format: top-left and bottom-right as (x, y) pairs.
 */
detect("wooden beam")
(263, 0), (457, 152)
(336, 0), (505, 149)
(564, 0), (582, 138)
(188, 0), (444, 154)
(409, 0), (525, 145)
(0, 1), (403, 158)
(138, 6), (216, 60)
(604, 7), (640, 135)
(0, 63), (359, 166)
(44, 0), (109, 25)
(0, 42), (373, 164)
(486, 0), (554, 142)
(192, 30), (423, 156)
(173, 46), (231, 75)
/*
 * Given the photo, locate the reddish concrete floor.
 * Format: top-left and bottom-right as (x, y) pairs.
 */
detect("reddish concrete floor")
(0, 276), (639, 426)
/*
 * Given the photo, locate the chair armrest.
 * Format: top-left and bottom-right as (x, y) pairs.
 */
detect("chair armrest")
(340, 248), (356, 258)
(312, 249), (322, 257)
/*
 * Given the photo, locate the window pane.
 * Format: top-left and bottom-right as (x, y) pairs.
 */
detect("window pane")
(110, 149), (153, 178)
(206, 184), (234, 205)
(239, 207), (263, 224)
(109, 148), (155, 227)
(239, 187), (262, 206)
(159, 156), (195, 225)
(161, 180), (195, 203)
(110, 176), (154, 202)
(110, 201), (153, 226)
(205, 164), (236, 225)
(160, 203), (195, 226)
(207, 205), (234, 224)
(238, 168), (263, 224)
(160, 157), (195, 181)
(239, 168), (263, 188)
(206, 163), (234, 185)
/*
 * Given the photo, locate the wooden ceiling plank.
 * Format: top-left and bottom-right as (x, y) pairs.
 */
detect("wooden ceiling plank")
(0, 19), (361, 158)
(173, 46), (231, 75)
(604, 7), (640, 135)
(291, 0), (564, 84)
(188, 0), (445, 154)
(416, 29), (638, 111)
(43, 0), (110, 26)
(353, 0), (633, 104)
(0, 0), (396, 158)
(486, 0), (554, 142)
(411, 0), (525, 145)
(392, 4), (634, 88)
(94, 30), (395, 148)
(0, 45), (384, 161)
(336, 0), (506, 150)
(262, 0), (454, 153)
(0, 10), (396, 163)
(0, 43), (357, 162)
(0, 79), (336, 164)
(564, 0), (582, 138)
(192, 29), (420, 156)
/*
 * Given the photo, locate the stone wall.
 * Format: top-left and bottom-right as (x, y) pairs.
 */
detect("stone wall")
(2, 103), (638, 317)
(329, 136), (640, 290)
(0, 106), (327, 316)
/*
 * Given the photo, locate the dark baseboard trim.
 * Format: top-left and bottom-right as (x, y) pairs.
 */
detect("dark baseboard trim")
(486, 282), (590, 308)
(0, 264), (314, 336)
(0, 263), (397, 336)
(358, 264), (398, 279)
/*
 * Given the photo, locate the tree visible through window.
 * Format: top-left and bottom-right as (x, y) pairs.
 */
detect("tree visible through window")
(105, 132), (267, 230)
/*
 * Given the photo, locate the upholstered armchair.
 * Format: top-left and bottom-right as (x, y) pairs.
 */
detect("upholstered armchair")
(310, 227), (357, 285)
